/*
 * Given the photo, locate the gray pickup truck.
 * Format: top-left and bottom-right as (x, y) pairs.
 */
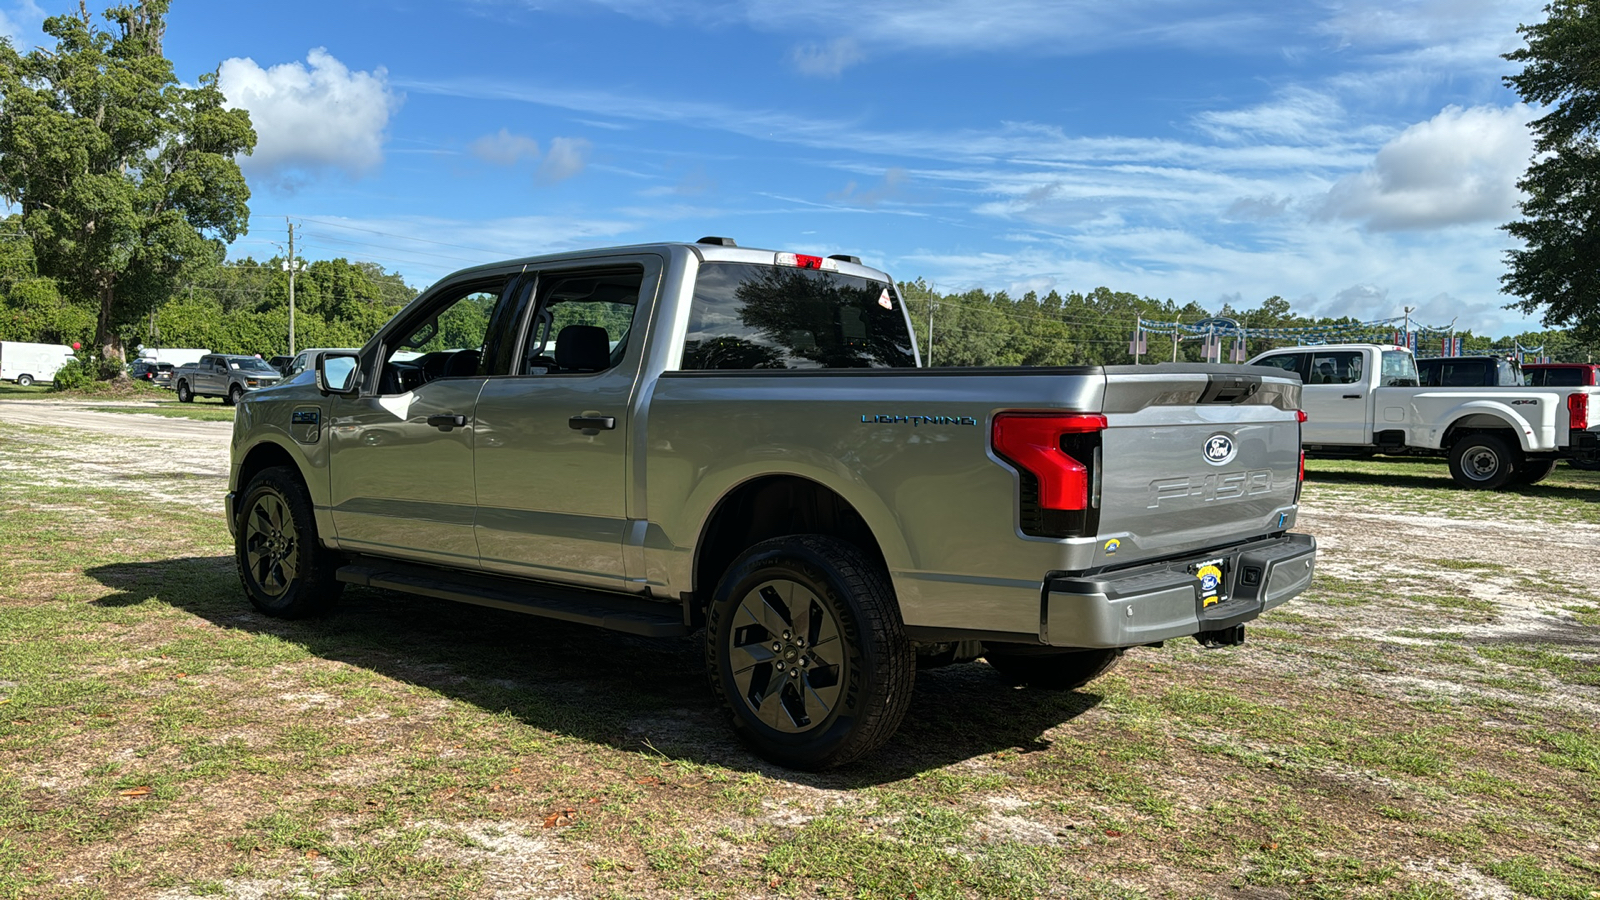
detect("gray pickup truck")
(173, 353), (284, 405)
(225, 238), (1317, 769)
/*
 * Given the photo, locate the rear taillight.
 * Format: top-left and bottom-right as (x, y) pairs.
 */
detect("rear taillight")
(1569, 393), (1589, 432)
(992, 412), (1107, 538)
(775, 252), (837, 271)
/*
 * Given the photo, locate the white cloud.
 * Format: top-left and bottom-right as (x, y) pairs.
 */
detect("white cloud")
(218, 48), (401, 182)
(0, 0), (42, 44)
(791, 37), (864, 78)
(470, 128), (541, 165)
(536, 137), (591, 184)
(1318, 104), (1535, 231)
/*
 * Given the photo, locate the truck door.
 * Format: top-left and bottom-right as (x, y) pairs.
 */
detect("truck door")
(326, 275), (513, 569)
(1300, 350), (1372, 445)
(471, 258), (658, 591)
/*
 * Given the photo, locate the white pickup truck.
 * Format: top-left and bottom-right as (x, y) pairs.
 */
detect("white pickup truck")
(1248, 343), (1600, 489)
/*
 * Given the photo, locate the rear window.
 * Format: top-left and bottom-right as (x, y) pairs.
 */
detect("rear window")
(1529, 367), (1584, 386)
(1381, 351), (1419, 386)
(682, 263), (916, 370)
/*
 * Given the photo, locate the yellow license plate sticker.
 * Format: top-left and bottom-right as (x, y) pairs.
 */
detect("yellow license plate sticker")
(1196, 562), (1224, 607)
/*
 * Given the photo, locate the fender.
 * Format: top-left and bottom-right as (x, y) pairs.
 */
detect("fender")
(656, 451), (917, 598)
(1427, 398), (1551, 452)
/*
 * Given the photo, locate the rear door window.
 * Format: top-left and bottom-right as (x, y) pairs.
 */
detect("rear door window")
(682, 263), (915, 369)
(1307, 352), (1362, 385)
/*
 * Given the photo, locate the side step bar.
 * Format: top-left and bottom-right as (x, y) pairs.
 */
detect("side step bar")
(337, 561), (690, 638)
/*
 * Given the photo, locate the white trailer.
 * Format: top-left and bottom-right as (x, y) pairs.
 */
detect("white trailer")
(0, 341), (75, 386)
(137, 347), (210, 368)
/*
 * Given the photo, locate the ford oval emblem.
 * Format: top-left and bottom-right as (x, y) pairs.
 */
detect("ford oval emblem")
(1203, 433), (1237, 466)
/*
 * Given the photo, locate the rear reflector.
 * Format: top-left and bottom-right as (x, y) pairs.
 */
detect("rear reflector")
(992, 413), (1107, 511)
(1569, 393), (1589, 432)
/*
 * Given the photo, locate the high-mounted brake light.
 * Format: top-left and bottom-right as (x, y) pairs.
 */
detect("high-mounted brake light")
(1569, 392), (1589, 432)
(992, 413), (1107, 511)
(775, 252), (839, 271)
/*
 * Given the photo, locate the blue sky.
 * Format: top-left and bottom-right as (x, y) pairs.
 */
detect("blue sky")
(0, 0), (1553, 335)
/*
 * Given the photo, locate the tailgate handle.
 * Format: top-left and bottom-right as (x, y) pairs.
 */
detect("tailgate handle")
(427, 414), (468, 429)
(1200, 374), (1262, 404)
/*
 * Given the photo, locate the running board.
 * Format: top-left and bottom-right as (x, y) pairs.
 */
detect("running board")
(336, 561), (690, 638)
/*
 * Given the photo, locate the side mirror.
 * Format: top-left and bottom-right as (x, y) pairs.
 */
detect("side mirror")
(317, 352), (361, 398)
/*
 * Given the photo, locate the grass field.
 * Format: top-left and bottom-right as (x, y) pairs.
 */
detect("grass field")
(0, 427), (1596, 899)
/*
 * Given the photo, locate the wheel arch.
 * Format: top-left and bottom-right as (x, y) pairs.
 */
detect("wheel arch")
(1441, 406), (1530, 451)
(691, 474), (898, 623)
(234, 440), (312, 523)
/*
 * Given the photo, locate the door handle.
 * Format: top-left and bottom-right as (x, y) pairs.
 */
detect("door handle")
(1342, 394), (1361, 399)
(427, 414), (468, 429)
(569, 415), (616, 431)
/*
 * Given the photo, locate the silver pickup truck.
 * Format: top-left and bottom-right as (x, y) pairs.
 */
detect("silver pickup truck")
(226, 238), (1317, 769)
(173, 353), (283, 405)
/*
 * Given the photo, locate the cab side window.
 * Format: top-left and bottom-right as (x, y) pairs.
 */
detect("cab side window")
(376, 280), (508, 395)
(520, 268), (643, 375)
(1251, 353), (1305, 379)
(1307, 352), (1362, 385)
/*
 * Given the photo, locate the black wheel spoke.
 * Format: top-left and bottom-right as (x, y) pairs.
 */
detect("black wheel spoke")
(728, 639), (777, 675)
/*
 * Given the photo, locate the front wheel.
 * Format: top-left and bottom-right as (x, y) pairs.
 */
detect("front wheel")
(1448, 433), (1517, 490)
(985, 647), (1123, 690)
(706, 535), (914, 770)
(15, 374), (33, 387)
(176, 380), (194, 403)
(236, 466), (343, 618)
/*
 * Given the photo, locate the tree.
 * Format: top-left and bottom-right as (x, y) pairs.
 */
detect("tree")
(0, 1), (255, 370)
(1502, 1), (1600, 339)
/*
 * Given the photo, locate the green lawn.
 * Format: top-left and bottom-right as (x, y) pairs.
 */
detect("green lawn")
(0, 429), (1596, 899)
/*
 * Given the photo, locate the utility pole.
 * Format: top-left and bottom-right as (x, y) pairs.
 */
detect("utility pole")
(282, 219), (306, 357)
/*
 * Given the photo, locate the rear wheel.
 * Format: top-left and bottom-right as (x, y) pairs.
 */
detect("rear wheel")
(177, 380), (194, 403)
(15, 374), (33, 387)
(236, 466), (343, 618)
(984, 647), (1124, 690)
(1448, 433), (1517, 490)
(706, 535), (914, 770)
(1513, 458), (1558, 486)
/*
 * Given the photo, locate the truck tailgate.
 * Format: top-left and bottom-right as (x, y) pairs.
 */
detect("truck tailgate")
(1093, 367), (1302, 567)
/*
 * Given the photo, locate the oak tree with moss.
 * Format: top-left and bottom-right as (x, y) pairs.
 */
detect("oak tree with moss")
(0, 0), (255, 370)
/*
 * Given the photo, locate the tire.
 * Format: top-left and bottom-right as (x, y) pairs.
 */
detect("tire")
(176, 380), (194, 403)
(15, 374), (32, 387)
(235, 466), (343, 618)
(984, 647), (1124, 690)
(1513, 458), (1558, 486)
(1448, 433), (1518, 490)
(225, 385), (243, 406)
(706, 535), (914, 770)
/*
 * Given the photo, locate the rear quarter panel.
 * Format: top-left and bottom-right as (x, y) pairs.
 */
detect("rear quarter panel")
(642, 370), (1107, 636)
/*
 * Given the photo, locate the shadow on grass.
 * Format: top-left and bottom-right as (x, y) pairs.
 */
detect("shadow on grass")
(1306, 466), (1600, 500)
(85, 555), (1099, 787)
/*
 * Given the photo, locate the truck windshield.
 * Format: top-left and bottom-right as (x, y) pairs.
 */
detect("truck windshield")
(683, 263), (916, 369)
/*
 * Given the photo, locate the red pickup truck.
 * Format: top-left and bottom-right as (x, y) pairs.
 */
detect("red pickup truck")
(1523, 363), (1600, 387)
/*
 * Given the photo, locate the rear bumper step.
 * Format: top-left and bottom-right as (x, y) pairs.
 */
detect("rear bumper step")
(1041, 532), (1316, 649)
(337, 561), (690, 638)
